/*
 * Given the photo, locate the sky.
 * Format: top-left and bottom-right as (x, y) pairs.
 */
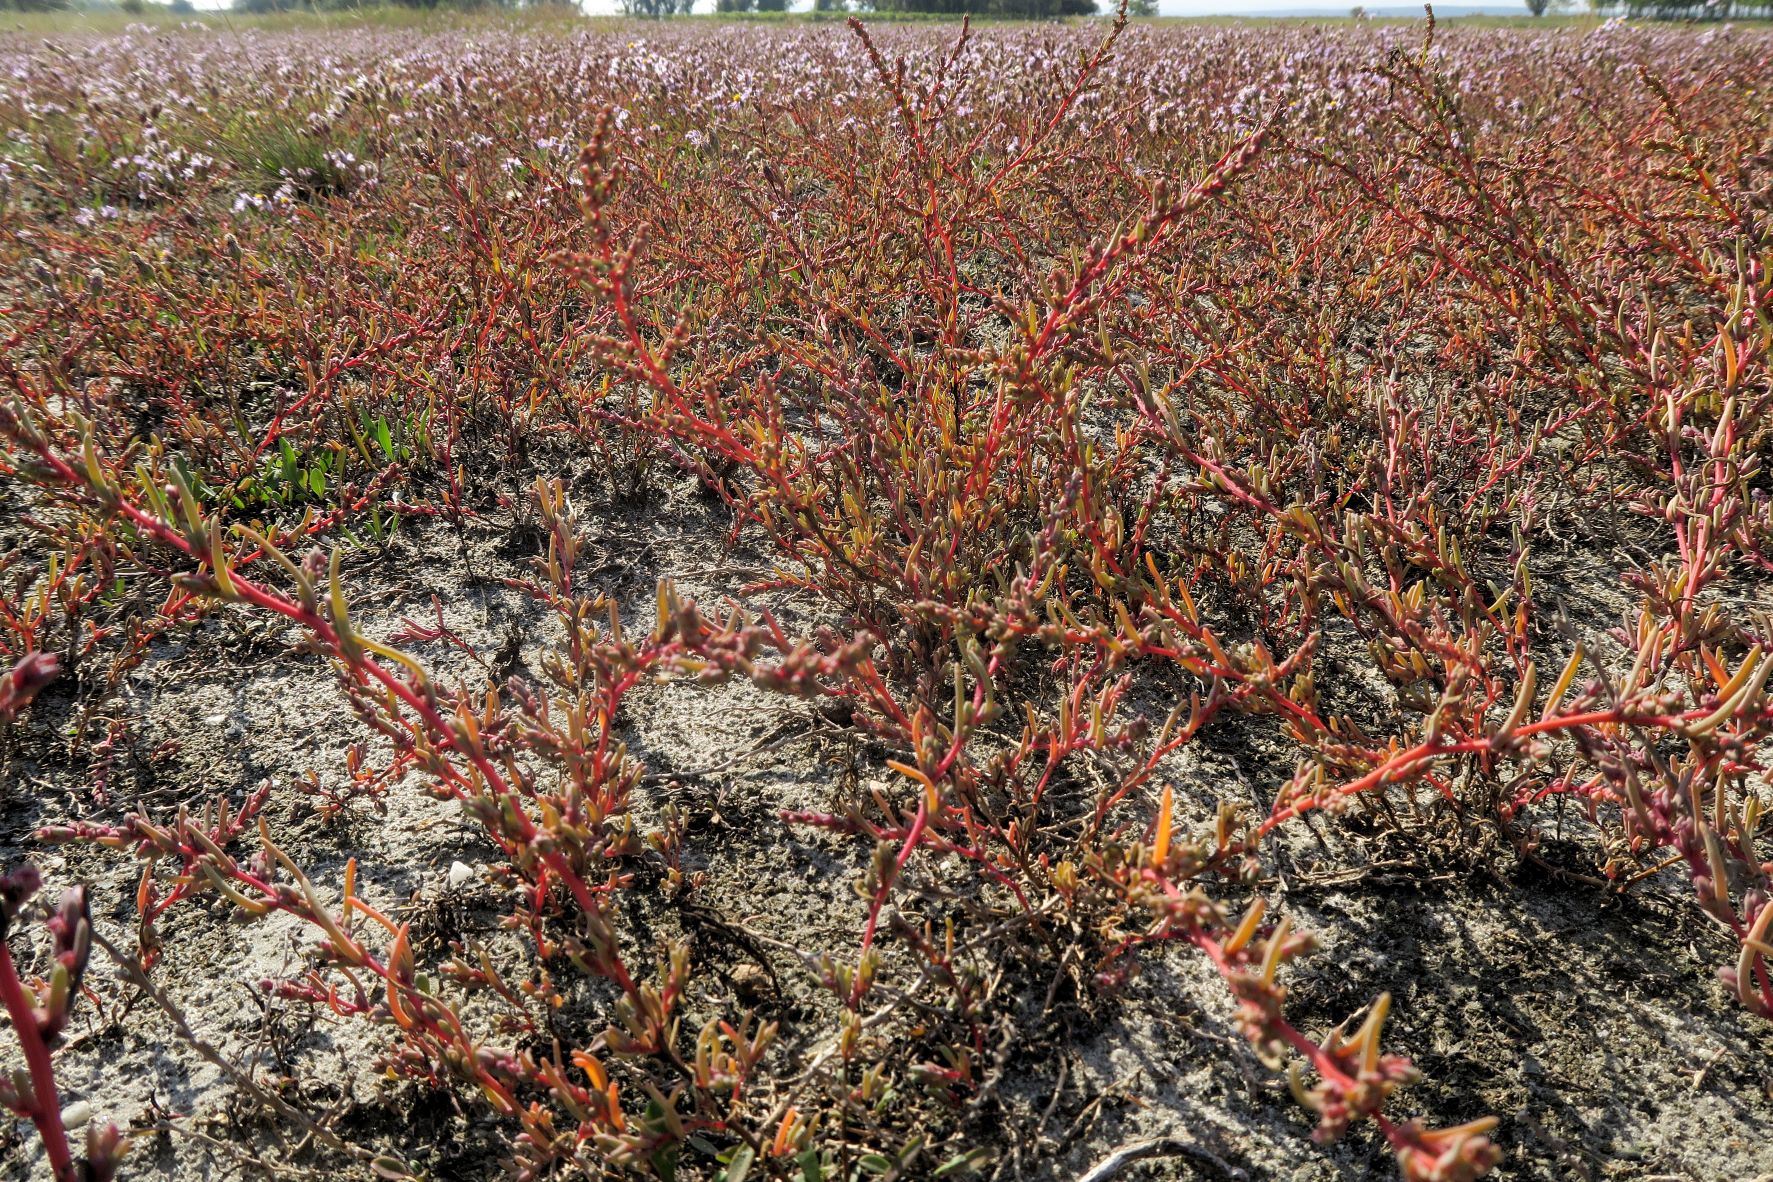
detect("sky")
(557, 0), (1516, 12)
(176, 0), (1521, 18)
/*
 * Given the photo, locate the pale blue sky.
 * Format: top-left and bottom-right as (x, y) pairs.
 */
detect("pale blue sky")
(556, 1), (1518, 10)
(178, 0), (1520, 17)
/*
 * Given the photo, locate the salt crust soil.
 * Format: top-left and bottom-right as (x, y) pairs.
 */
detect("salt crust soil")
(3, 473), (1772, 1182)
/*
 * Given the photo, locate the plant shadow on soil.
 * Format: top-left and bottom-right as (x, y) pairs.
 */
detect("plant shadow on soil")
(1, 483), (1770, 1182)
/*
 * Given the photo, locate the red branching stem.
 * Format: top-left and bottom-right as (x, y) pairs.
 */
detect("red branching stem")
(0, 943), (75, 1182)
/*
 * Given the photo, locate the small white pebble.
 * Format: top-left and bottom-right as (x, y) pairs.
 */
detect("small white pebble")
(447, 861), (474, 890)
(61, 1101), (91, 1129)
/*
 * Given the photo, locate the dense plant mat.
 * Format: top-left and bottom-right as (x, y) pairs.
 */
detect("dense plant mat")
(1, 12), (1771, 1182)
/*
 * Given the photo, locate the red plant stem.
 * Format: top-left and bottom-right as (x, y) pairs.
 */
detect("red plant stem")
(1192, 924), (1420, 1157)
(0, 943), (75, 1182)
(851, 792), (929, 1008)
(4, 420), (644, 1003)
(1130, 868), (1435, 1159)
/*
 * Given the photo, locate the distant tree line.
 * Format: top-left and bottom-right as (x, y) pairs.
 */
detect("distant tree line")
(205, 0), (1115, 14)
(692, 0), (1126, 13)
(223, 0), (1115, 13)
(618, 0), (694, 14)
(227, 0), (575, 12)
(849, 0), (1100, 14)
(0, 0), (1136, 15)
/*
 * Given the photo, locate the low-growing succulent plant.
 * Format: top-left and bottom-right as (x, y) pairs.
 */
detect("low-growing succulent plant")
(0, 7), (1770, 1181)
